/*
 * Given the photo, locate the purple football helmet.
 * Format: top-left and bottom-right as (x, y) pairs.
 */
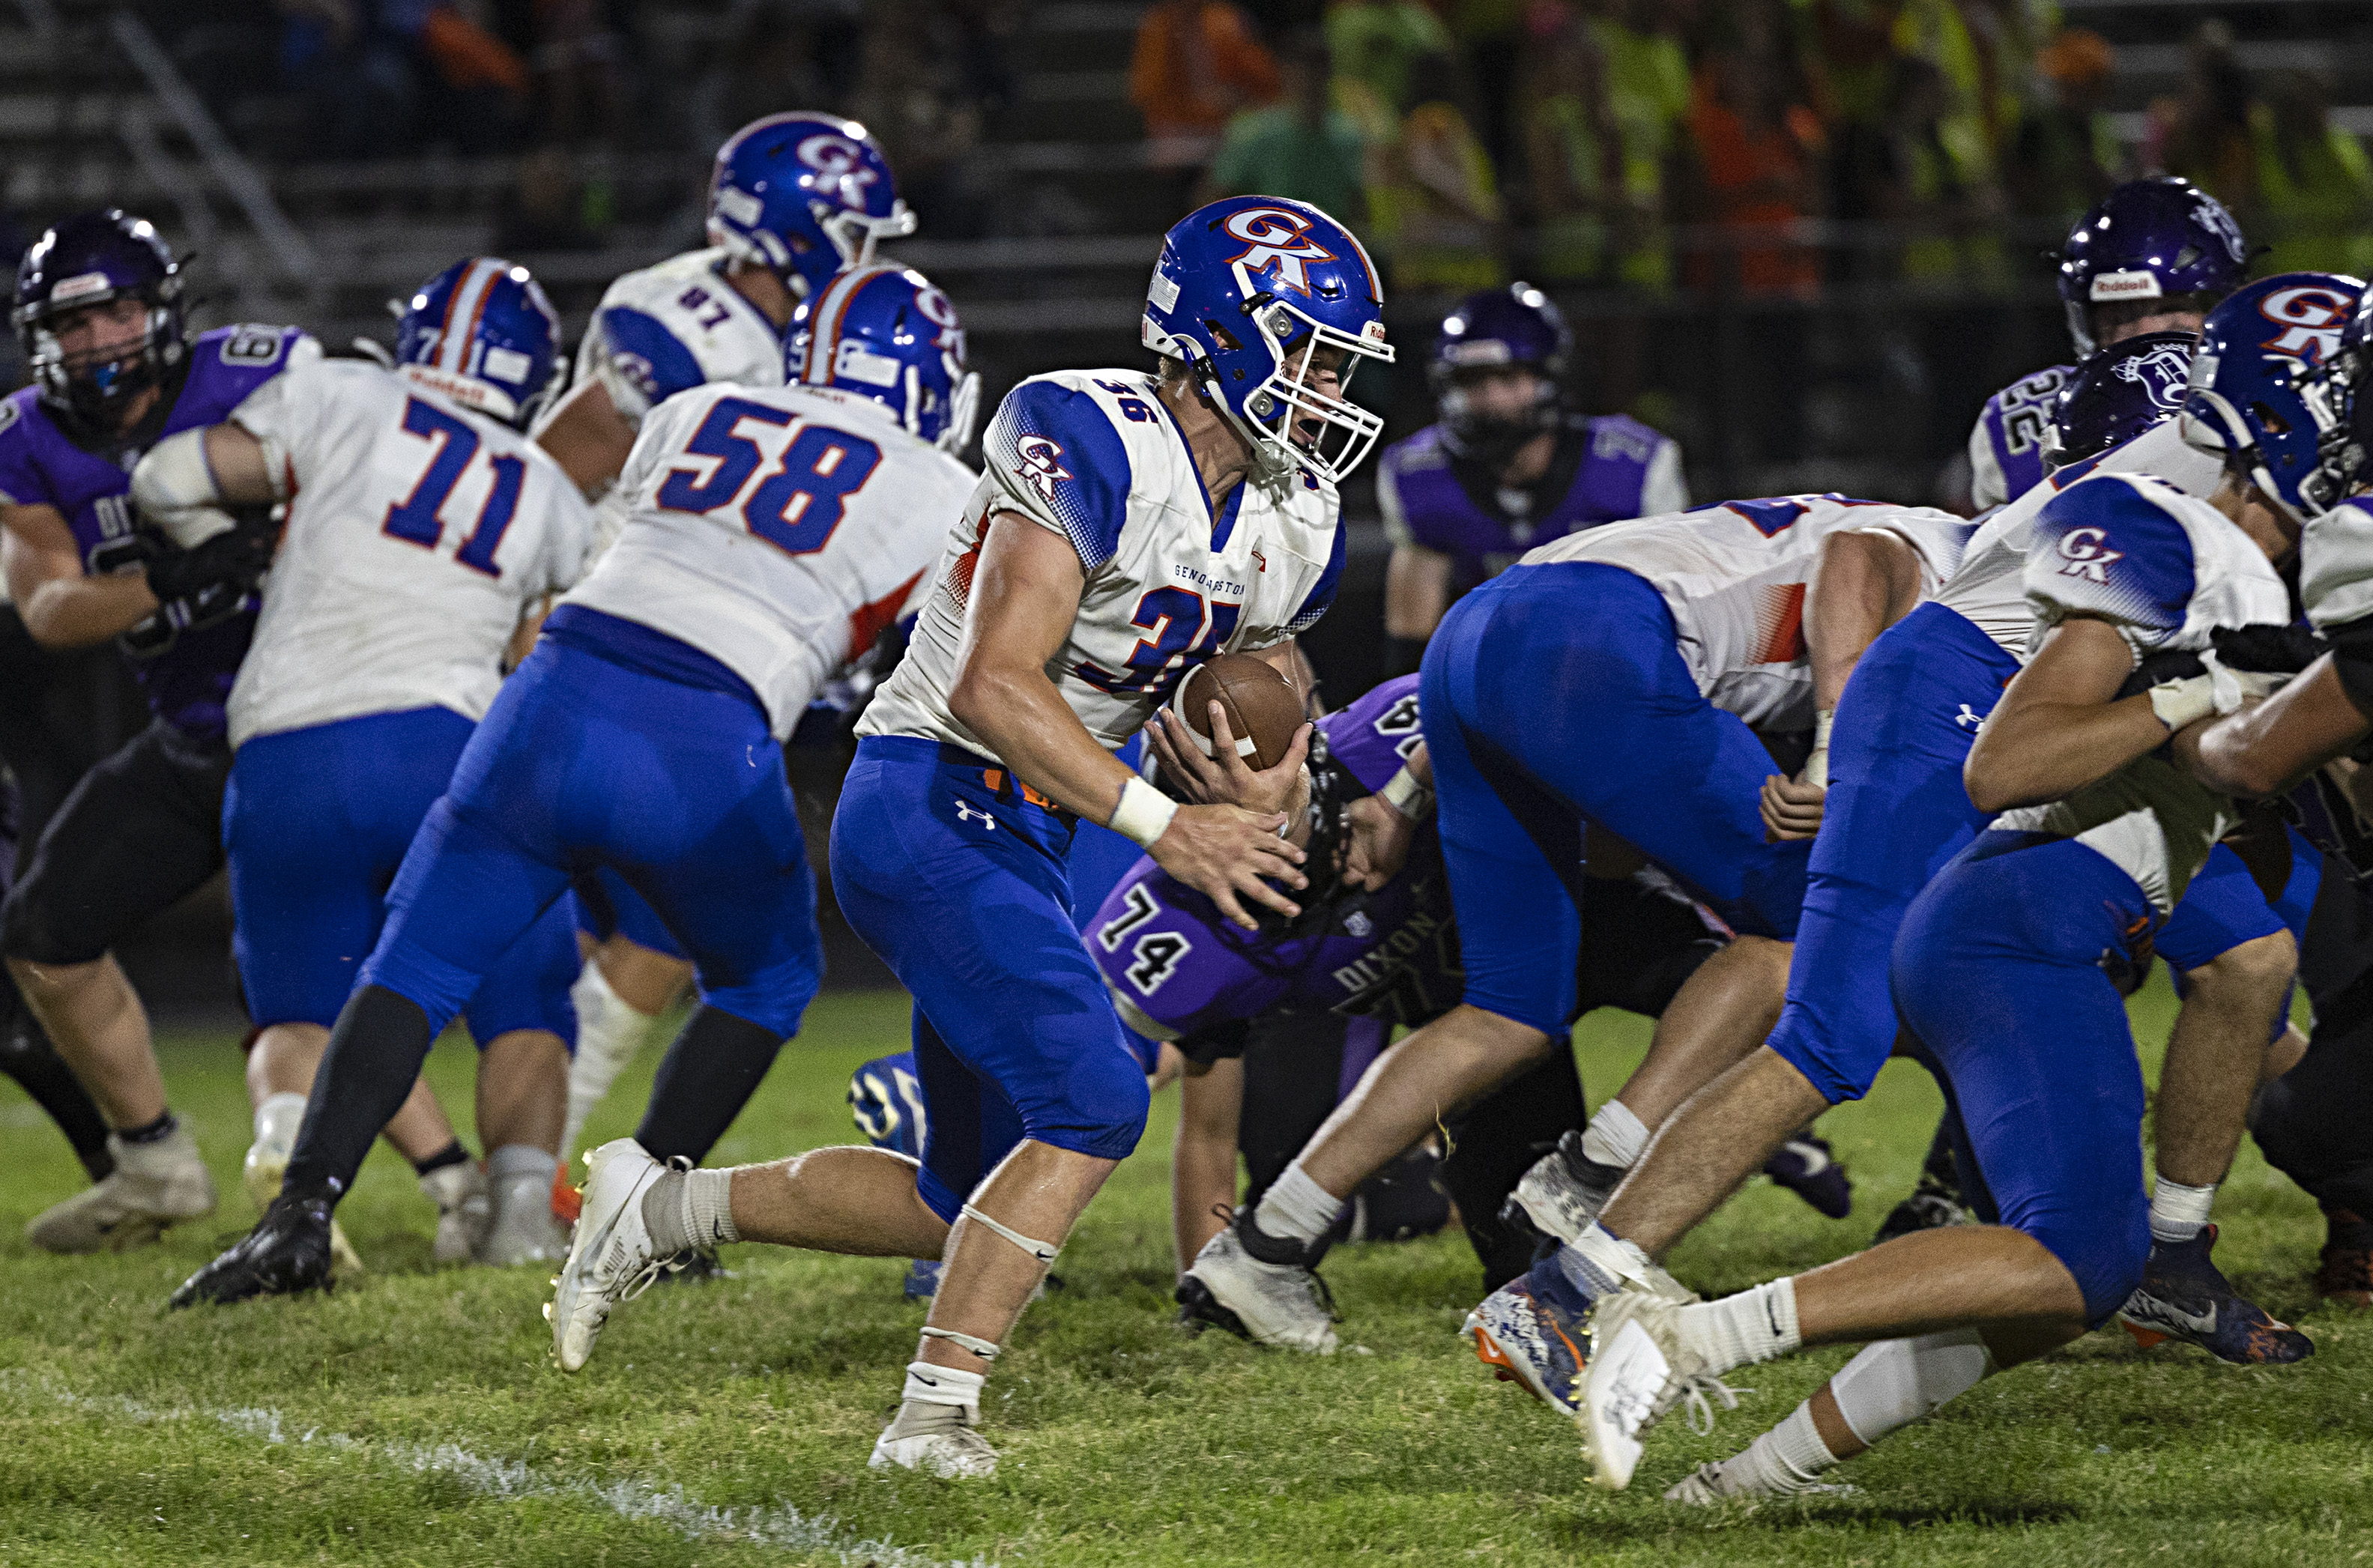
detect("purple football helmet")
(791, 263), (980, 452)
(2057, 177), (2250, 357)
(1141, 195), (1394, 485)
(13, 208), (187, 429)
(393, 258), (566, 429)
(2180, 271), (2364, 524)
(1430, 282), (1571, 464)
(2045, 331), (2196, 469)
(707, 113), (916, 300)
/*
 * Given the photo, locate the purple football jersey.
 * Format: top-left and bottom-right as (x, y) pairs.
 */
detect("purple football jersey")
(1967, 364), (2075, 512)
(1089, 676), (1466, 1041)
(1376, 414), (1684, 594)
(0, 324), (309, 736)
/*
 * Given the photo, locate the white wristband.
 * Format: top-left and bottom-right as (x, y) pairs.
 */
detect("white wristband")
(1110, 775), (1178, 849)
(1805, 708), (1834, 789)
(1380, 765), (1434, 823)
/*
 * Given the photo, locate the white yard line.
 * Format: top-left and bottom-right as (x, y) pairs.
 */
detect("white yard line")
(6, 1373), (992, 1567)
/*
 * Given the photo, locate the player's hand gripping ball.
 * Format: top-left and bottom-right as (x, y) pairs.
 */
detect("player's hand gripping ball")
(1170, 653), (1306, 770)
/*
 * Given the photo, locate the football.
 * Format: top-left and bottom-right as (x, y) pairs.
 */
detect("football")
(1171, 653), (1306, 771)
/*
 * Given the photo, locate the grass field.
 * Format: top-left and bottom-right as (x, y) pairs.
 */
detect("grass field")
(1, 978), (2368, 1567)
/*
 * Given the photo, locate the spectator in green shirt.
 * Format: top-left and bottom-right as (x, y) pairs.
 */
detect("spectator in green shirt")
(1203, 31), (1370, 228)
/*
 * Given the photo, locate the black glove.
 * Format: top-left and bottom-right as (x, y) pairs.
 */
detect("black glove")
(2113, 647), (2206, 703)
(142, 517), (275, 605)
(2210, 622), (2327, 673)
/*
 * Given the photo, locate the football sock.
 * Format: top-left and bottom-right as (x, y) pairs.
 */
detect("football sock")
(560, 962), (666, 1157)
(283, 986), (437, 1202)
(642, 1166), (738, 1256)
(118, 1109), (177, 1145)
(1252, 1161), (1344, 1247)
(2150, 1176), (2216, 1244)
(635, 1005), (786, 1164)
(0, 1016), (114, 1180)
(1828, 1330), (1994, 1445)
(412, 1139), (470, 1177)
(900, 1360), (985, 1414)
(486, 1142), (558, 1201)
(252, 1092), (306, 1156)
(1579, 1100), (1648, 1171)
(1676, 1278), (1800, 1375)
(1717, 1400), (1840, 1497)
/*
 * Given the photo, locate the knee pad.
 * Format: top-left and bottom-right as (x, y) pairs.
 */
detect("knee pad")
(1021, 1042), (1151, 1163)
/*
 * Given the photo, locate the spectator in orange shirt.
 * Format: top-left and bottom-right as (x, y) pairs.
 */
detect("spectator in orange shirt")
(1130, 0), (1283, 169)
(1686, 45), (1823, 300)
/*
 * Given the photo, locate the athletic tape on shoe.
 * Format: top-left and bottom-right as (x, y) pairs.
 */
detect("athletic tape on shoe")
(960, 1203), (1061, 1263)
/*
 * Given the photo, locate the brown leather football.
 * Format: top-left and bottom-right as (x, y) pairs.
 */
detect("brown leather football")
(1172, 653), (1305, 771)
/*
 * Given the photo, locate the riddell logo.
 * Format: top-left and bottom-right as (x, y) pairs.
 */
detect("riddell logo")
(2055, 526), (2123, 583)
(2089, 270), (2162, 302)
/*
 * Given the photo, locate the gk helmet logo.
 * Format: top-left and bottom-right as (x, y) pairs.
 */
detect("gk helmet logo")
(2258, 285), (2354, 364)
(913, 282), (965, 354)
(2055, 526), (2124, 583)
(1222, 208), (1337, 297)
(1013, 435), (1072, 506)
(2112, 345), (2193, 413)
(796, 134), (877, 196)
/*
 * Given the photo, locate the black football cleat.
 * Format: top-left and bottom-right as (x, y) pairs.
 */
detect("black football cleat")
(2315, 1208), (2372, 1308)
(1762, 1135), (1852, 1219)
(2117, 1223), (2313, 1364)
(169, 1191), (336, 1308)
(1873, 1122), (1971, 1244)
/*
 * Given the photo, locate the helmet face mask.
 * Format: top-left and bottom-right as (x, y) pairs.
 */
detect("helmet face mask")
(2302, 291), (2373, 512)
(14, 208), (187, 432)
(1430, 283), (1570, 465)
(1142, 197), (1394, 487)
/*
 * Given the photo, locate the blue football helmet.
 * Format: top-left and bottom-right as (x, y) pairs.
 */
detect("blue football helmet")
(13, 208), (187, 429)
(2180, 271), (2366, 524)
(1141, 196), (1394, 485)
(1431, 282), (1571, 463)
(708, 113), (916, 301)
(2045, 331), (2196, 469)
(2058, 177), (2250, 357)
(790, 263), (980, 452)
(393, 258), (566, 429)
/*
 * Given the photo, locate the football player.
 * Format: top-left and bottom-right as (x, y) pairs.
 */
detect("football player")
(538, 197), (1389, 1480)
(1378, 285), (1686, 674)
(531, 114), (916, 1169)
(1965, 176), (2246, 512)
(1182, 488), (1977, 1351)
(131, 258), (595, 1268)
(1599, 297), (2324, 1499)
(166, 262), (974, 1310)
(1511, 324), (2320, 1423)
(0, 210), (312, 1252)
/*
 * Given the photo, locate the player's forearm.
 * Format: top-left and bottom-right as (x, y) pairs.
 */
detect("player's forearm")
(1964, 694), (2168, 812)
(19, 572), (159, 649)
(950, 662), (1143, 825)
(2186, 659), (2370, 798)
(1806, 530), (1921, 712)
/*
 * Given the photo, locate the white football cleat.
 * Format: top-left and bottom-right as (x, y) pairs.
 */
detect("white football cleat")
(1582, 1286), (1738, 1490)
(1180, 1224), (1337, 1354)
(420, 1160), (492, 1263)
(1506, 1131), (1622, 1245)
(548, 1139), (672, 1372)
(868, 1405), (999, 1479)
(1665, 1457), (1854, 1507)
(244, 1139), (364, 1274)
(27, 1125), (216, 1253)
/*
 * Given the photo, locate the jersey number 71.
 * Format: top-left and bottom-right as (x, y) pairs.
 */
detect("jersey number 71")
(381, 396), (523, 576)
(656, 395), (884, 556)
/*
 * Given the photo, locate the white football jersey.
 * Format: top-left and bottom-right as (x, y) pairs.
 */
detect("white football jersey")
(571, 248), (788, 430)
(1993, 471), (2289, 912)
(568, 379), (974, 737)
(1517, 494), (1974, 727)
(1938, 420), (2225, 659)
(861, 369), (1345, 755)
(227, 359), (594, 748)
(2302, 499), (2373, 632)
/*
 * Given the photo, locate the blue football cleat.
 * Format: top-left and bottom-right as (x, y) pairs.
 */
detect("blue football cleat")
(2118, 1224), (2313, 1365)
(1461, 1256), (1597, 1424)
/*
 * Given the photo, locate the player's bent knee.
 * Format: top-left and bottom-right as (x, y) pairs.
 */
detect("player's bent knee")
(1021, 1046), (1152, 1163)
(2188, 929), (2297, 993)
(2026, 1211), (2150, 1326)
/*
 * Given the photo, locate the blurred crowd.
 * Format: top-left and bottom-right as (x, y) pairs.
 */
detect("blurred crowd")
(1140, 0), (2373, 297)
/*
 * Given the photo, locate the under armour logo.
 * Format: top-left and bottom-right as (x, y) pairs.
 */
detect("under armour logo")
(2055, 526), (2124, 584)
(1953, 703), (1985, 730)
(1221, 207), (1336, 297)
(955, 800), (996, 829)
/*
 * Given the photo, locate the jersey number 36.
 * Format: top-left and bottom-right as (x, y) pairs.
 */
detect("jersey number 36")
(656, 395), (884, 556)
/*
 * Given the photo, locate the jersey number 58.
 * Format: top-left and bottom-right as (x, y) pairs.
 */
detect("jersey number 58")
(656, 395), (884, 556)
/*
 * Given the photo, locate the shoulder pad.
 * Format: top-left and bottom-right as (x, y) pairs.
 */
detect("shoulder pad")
(982, 377), (1139, 569)
(2025, 473), (2197, 635)
(593, 306), (710, 411)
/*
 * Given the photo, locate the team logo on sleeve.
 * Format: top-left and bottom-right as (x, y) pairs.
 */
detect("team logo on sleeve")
(2055, 526), (2125, 583)
(2112, 344), (2192, 413)
(1221, 208), (1336, 297)
(1012, 435), (1071, 506)
(2257, 285), (2354, 363)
